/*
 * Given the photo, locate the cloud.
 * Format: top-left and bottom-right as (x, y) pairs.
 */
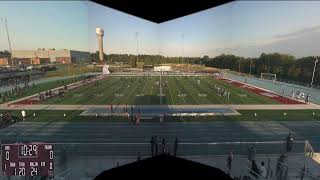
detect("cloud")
(209, 25), (320, 58)
(274, 25), (320, 39)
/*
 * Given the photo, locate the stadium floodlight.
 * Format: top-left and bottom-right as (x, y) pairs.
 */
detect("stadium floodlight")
(311, 57), (319, 86)
(181, 33), (184, 72)
(135, 32), (139, 58)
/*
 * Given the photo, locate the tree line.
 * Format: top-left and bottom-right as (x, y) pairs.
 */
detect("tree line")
(204, 53), (320, 86)
(0, 50), (10, 57)
(90, 51), (204, 67)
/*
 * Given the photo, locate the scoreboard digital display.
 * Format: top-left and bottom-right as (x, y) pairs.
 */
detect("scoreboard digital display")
(2, 143), (54, 176)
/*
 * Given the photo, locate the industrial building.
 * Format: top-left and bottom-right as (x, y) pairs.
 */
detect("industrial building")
(0, 54), (10, 66)
(10, 49), (90, 65)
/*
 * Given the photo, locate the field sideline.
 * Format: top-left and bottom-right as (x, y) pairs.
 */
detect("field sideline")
(2, 109), (319, 122)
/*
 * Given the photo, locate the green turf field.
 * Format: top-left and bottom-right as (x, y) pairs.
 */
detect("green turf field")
(43, 76), (278, 105)
(2, 109), (319, 122)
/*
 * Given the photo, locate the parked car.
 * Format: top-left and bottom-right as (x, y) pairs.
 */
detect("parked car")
(26, 66), (33, 70)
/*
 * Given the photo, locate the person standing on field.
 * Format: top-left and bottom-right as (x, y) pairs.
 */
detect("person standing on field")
(21, 110), (26, 121)
(306, 93), (310, 103)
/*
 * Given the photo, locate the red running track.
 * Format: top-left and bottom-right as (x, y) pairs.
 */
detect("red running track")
(10, 99), (40, 105)
(218, 77), (304, 104)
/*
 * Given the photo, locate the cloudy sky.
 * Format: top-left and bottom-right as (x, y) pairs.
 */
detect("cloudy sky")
(1, 1), (320, 58)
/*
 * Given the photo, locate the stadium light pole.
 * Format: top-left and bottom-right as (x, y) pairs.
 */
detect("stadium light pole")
(136, 32), (139, 67)
(160, 70), (162, 104)
(1, 17), (13, 67)
(311, 57), (318, 86)
(181, 33), (184, 72)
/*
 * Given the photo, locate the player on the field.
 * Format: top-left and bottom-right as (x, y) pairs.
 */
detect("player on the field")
(306, 93), (310, 103)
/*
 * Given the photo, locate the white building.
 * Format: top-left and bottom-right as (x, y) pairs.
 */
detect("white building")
(154, 66), (172, 72)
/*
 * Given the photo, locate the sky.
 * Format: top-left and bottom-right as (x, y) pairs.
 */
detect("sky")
(1, 1), (320, 58)
(0, 1), (89, 52)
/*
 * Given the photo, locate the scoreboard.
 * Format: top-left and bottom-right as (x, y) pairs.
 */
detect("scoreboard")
(2, 143), (54, 176)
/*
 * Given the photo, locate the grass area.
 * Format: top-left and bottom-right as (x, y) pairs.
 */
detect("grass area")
(2, 109), (319, 122)
(44, 64), (101, 78)
(0, 76), (88, 103)
(43, 76), (278, 105)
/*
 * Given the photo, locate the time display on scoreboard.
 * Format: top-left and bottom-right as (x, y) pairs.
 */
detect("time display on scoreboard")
(2, 143), (54, 176)
(18, 144), (38, 158)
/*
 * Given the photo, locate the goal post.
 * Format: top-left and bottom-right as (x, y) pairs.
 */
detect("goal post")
(260, 73), (277, 82)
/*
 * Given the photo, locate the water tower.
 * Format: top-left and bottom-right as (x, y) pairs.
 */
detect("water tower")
(96, 27), (104, 62)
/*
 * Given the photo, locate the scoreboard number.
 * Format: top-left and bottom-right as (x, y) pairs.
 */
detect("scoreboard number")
(50, 150), (54, 160)
(31, 167), (38, 176)
(19, 167), (25, 176)
(5, 151), (9, 160)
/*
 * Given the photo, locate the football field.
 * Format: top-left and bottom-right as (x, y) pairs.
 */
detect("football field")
(43, 76), (278, 105)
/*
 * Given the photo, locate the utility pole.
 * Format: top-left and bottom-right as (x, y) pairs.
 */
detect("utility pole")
(3, 17), (13, 67)
(160, 71), (162, 104)
(311, 56), (318, 86)
(181, 33), (184, 72)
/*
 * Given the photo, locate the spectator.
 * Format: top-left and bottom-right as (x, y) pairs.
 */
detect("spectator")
(227, 150), (234, 175)
(286, 133), (294, 152)
(173, 138), (178, 157)
(259, 161), (267, 178)
(154, 136), (158, 156)
(150, 136), (155, 156)
(161, 138), (166, 154)
(137, 152), (141, 161)
(251, 160), (260, 178)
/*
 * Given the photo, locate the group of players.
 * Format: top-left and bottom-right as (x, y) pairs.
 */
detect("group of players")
(288, 90), (311, 103)
(214, 84), (231, 99)
(109, 104), (142, 124)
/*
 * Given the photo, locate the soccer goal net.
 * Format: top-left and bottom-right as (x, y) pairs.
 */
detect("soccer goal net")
(260, 73), (277, 81)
